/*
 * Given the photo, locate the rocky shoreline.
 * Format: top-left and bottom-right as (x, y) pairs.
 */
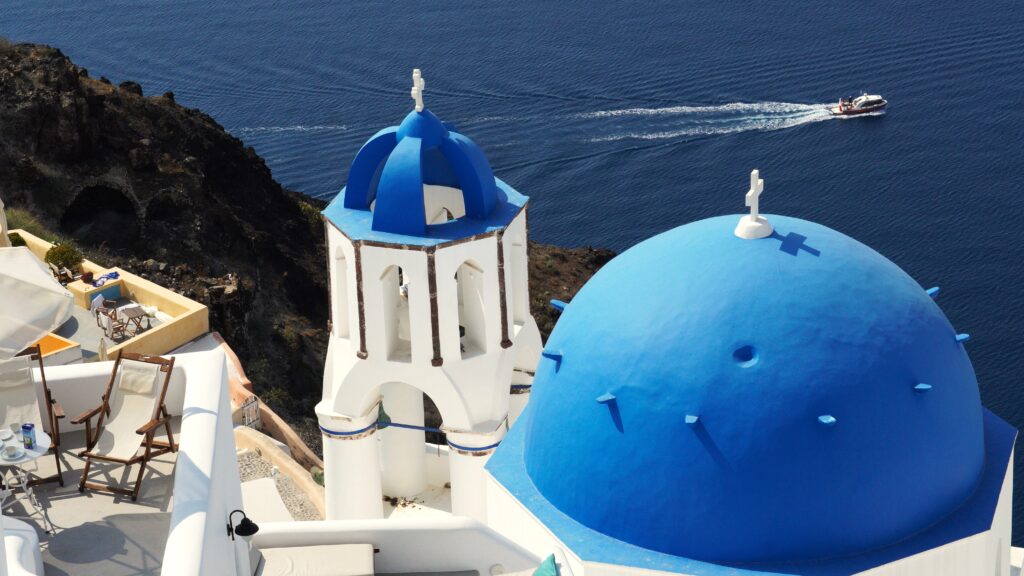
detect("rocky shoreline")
(0, 38), (613, 457)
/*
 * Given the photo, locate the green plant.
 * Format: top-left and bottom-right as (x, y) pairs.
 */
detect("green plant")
(7, 233), (25, 247)
(297, 199), (322, 232)
(45, 242), (84, 271)
(259, 386), (293, 412)
(310, 466), (324, 486)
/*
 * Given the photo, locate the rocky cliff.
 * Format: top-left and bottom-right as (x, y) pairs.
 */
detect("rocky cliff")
(0, 39), (612, 451)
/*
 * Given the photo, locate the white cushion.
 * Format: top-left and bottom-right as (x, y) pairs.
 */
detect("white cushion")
(259, 543), (374, 576)
(117, 360), (158, 395)
(3, 516), (44, 576)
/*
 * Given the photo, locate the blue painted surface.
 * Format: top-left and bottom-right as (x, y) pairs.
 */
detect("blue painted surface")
(325, 106), (523, 238)
(95, 284), (122, 302)
(518, 215), (989, 563)
(488, 406), (1015, 575)
(323, 177), (526, 246)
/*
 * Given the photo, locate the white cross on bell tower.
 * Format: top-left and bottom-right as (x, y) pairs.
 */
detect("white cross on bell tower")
(411, 69), (426, 112)
(734, 169), (774, 239)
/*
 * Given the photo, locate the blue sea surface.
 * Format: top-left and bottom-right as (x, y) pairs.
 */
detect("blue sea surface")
(5, 0), (1024, 544)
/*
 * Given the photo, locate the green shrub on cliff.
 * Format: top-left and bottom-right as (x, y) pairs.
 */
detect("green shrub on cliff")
(6, 207), (59, 242)
(7, 233), (25, 247)
(45, 242), (84, 271)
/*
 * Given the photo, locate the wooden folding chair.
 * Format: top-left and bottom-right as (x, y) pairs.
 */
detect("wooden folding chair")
(98, 312), (129, 341)
(71, 351), (176, 501)
(47, 262), (75, 285)
(0, 345), (66, 487)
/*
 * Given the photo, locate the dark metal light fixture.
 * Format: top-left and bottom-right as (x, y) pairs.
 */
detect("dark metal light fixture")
(227, 509), (260, 540)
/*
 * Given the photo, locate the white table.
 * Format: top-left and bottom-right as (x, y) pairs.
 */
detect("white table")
(0, 429), (53, 533)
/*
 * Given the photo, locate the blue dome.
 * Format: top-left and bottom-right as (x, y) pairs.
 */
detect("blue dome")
(523, 215), (985, 564)
(340, 107), (499, 236)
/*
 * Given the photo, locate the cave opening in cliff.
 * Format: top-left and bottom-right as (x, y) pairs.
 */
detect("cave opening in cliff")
(60, 185), (140, 248)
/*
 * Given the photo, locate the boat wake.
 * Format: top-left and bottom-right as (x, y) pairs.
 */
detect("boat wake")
(235, 124), (348, 134)
(579, 101), (848, 143)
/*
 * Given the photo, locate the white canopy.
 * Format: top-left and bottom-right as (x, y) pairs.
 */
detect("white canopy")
(0, 246), (74, 360)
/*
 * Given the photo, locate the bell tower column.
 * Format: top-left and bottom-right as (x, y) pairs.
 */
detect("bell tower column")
(447, 427), (506, 522)
(317, 407), (384, 520)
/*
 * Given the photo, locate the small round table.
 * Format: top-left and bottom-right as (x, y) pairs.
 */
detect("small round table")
(0, 430), (54, 533)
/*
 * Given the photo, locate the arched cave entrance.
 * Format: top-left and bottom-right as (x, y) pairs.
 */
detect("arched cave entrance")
(60, 185), (140, 247)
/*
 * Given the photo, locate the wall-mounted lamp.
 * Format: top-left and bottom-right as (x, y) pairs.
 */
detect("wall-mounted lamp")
(227, 509), (260, 541)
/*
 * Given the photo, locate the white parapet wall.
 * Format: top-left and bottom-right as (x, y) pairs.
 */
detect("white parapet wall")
(250, 516), (539, 575)
(162, 350), (251, 576)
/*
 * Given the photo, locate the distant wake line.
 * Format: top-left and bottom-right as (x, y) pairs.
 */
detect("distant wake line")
(579, 101), (868, 143)
(576, 101), (824, 119)
(236, 124), (347, 134)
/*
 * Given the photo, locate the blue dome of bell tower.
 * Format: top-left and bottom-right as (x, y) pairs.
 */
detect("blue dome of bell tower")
(324, 69), (523, 242)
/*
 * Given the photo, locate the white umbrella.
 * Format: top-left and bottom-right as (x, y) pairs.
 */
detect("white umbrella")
(0, 197), (10, 248)
(0, 246), (75, 360)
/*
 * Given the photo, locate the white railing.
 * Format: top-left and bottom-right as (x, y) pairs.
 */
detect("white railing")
(163, 350), (250, 576)
(251, 516), (538, 575)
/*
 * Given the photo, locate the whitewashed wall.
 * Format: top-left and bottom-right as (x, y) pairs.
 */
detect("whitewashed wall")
(162, 350), (251, 576)
(486, 472), (587, 576)
(250, 516), (537, 575)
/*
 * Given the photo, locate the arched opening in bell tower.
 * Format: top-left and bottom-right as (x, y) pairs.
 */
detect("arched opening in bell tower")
(508, 234), (528, 324)
(380, 265), (412, 361)
(332, 246), (350, 338)
(455, 260), (488, 358)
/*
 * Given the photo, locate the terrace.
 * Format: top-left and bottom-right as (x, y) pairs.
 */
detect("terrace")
(9, 229), (208, 365)
(1, 350), (538, 576)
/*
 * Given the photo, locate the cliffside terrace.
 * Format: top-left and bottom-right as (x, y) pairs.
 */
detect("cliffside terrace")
(9, 229), (208, 363)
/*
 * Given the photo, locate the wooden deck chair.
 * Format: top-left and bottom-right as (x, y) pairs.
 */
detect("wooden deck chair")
(47, 262), (75, 285)
(71, 351), (176, 501)
(0, 345), (65, 486)
(98, 313), (129, 341)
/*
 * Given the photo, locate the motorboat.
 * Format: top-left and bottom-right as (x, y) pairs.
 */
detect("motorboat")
(831, 92), (887, 115)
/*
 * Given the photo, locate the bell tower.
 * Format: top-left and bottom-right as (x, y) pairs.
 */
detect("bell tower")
(316, 70), (542, 521)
